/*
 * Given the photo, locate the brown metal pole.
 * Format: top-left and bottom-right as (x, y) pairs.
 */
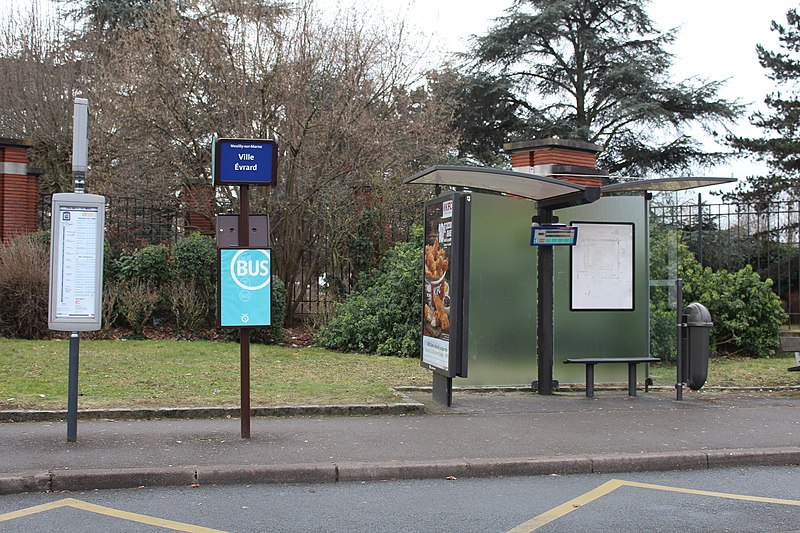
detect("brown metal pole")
(240, 328), (251, 438)
(239, 185), (251, 438)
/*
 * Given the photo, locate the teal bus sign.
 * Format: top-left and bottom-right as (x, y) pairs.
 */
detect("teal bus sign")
(218, 248), (272, 328)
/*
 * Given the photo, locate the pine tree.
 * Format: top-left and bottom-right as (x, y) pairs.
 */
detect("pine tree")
(452, 0), (741, 174)
(728, 9), (800, 203)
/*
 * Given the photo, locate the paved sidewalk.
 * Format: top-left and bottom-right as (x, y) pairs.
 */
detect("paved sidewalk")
(1, 389), (799, 494)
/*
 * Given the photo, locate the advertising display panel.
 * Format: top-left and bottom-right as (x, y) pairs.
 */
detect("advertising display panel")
(48, 193), (106, 331)
(421, 193), (469, 378)
(218, 248), (273, 327)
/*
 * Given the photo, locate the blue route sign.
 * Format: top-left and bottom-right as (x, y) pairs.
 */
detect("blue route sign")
(214, 138), (277, 186)
(530, 225), (578, 246)
(218, 248), (272, 328)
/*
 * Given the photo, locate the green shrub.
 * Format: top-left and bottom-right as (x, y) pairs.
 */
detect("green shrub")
(649, 225), (787, 359)
(173, 233), (216, 292)
(682, 262), (786, 358)
(649, 287), (677, 362)
(21, 230), (50, 249)
(102, 280), (122, 332)
(118, 282), (160, 337)
(0, 237), (50, 339)
(166, 279), (209, 335)
(119, 244), (173, 286)
(316, 226), (423, 357)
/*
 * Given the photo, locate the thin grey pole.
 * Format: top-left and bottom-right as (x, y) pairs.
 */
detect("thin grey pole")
(67, 332), (79, 442)
(676, 279), (684, 401)
(697, 193), (703, 266)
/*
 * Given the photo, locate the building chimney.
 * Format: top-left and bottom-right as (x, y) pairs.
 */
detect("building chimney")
(504, 138), (605, 187)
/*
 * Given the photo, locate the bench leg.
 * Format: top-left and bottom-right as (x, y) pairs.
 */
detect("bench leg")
(585, 364), (595, 398)
(628, 363), (637, 396)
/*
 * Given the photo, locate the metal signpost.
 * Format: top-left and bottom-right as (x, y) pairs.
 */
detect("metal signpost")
(48, 98), (105, 442)
(213, 137), (277, 438)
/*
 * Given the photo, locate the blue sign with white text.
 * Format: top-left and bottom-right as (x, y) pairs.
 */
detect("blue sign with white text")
(219, 248), (272, 327)
(214, 138), (277, 185)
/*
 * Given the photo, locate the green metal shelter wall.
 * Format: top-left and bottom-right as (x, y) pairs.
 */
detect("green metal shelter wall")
(553, 195), (649, 384)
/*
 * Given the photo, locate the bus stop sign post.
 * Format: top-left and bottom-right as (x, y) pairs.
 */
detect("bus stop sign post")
(48, 98), (106, 443)
(213, 138), (277, 439)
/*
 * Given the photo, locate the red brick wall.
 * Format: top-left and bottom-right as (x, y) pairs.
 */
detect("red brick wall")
(530, 148), (597, 168)
(183, 184), (215, 235)
(0, 143), (38, 243)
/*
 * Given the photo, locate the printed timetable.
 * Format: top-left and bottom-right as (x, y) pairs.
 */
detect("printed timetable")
(54, 206), (99, 318)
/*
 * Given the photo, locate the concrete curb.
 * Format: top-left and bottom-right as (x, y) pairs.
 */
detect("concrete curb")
(396, 385), (800, 394)
(0, 402), (425, 423)
(2, 447), (798, 495)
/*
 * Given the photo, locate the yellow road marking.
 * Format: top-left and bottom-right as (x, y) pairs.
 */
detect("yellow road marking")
(508, 478), (800, 533)
(0, 499), (74, 522)
(619, 480), (800, 507)
(0, 497), (228, 532)
(507, 479), (624, 533)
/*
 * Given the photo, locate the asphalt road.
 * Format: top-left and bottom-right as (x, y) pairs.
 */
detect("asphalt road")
(2, 465), (798, 532)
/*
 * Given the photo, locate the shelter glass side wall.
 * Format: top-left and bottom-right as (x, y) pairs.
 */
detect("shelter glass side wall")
(459, 193), (538, 386)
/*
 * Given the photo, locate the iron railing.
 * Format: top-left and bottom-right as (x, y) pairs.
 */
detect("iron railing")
(651, 197), (800, 323)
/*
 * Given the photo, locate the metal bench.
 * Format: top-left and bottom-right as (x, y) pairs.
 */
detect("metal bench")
(563, 357), (660, 398)
(778, 336), (800, 372)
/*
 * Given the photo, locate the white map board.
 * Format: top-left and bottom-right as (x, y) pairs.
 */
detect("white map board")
(571, 222), (634, 310)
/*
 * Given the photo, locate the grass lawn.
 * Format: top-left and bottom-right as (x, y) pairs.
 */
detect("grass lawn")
(1, 338), (798, 410)
(648, 354), (800, 389)
(0, 338), (431, 410)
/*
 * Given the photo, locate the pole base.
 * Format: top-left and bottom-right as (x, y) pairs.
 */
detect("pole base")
(531, 380), (559, 393)
(432, 373), (453, 407)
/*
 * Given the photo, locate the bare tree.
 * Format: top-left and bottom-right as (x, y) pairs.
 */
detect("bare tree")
(1, 0), (457, 322)
(0, 1), (81, 192)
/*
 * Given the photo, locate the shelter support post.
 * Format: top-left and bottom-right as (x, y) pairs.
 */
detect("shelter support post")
(536, 206), (555, 395)
(432, 372), (453, 407)
(676, 278), (684, 401)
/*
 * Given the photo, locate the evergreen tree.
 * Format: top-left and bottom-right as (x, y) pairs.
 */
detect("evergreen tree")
(728, 9), (800, 203)
(427, 69), (535, 166)
(455, 0), (741, 173)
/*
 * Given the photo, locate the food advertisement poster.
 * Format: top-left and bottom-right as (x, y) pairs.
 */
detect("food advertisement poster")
(421, 193), (468, 377)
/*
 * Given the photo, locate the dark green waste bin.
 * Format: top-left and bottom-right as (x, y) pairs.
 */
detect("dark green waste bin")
(682, 302), (712, 390)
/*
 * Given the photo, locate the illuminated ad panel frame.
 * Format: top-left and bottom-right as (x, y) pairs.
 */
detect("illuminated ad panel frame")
(48, 193), (106, 331)
(421, 192), (470, 378)
(569, 221), (635, 311)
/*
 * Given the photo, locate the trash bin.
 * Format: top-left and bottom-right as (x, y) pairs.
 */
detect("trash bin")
(682, 302), (712, 390)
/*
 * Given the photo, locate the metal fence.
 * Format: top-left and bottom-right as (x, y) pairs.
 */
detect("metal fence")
(40, 194), (181, 251)
(651, 197), (800, 323)
(38, 193), (351, 323)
